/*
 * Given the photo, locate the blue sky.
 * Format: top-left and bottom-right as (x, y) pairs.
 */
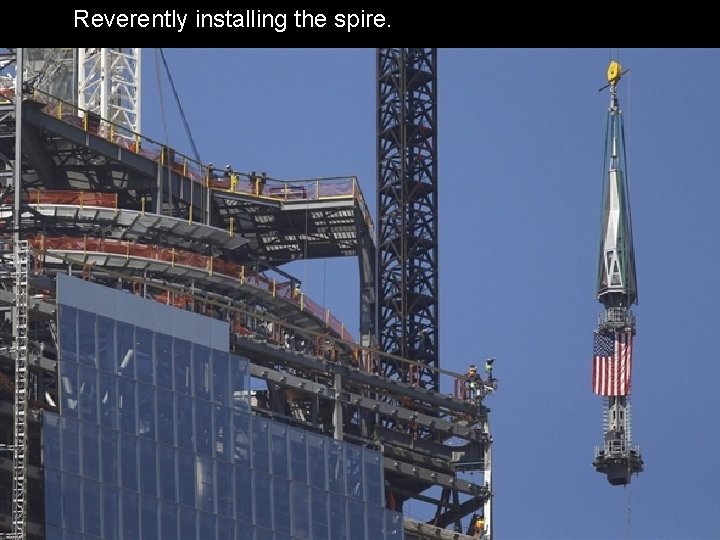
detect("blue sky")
(141, 48), (720, 540)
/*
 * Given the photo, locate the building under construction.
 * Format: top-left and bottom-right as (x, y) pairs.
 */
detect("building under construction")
(0, 48), (495, 540)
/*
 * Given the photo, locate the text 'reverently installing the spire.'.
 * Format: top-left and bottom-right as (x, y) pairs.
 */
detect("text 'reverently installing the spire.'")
(74, 9), (389, 33)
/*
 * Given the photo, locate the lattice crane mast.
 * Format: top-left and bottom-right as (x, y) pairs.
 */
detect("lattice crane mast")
(376, 48), (438, 391)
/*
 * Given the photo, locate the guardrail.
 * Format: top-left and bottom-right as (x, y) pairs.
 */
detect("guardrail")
(28, 89), (375, 241)
(29, 234), (355, 342)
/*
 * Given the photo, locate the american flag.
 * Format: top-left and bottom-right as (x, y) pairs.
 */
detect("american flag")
(592, 330), (633, 396)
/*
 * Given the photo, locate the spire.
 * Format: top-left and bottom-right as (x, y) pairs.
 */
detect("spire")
(592, 61), (643, 486)
(596, 61), (637, 308)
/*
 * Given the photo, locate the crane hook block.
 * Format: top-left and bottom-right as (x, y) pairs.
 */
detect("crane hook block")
(607, 61), (622, 86)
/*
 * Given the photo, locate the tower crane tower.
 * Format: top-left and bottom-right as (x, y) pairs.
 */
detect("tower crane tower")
(376, 48), (493, 538)
(376, 48), (438, 392)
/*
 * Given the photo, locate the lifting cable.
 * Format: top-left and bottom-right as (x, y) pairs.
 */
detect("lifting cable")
(154, 49), (170, 150)
(157, 48), (205, 220)
(157, 48), (203, 166)
(154, 49), (172, 215)
(624, 485), (632, 540)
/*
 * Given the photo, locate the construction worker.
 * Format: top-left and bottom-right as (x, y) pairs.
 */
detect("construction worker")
(475, 516), (485, 537)
(466, 365), (481, 401)
(291, 280), (301, 300)
(485, 358), (495, 379)
(484, 358), (498, 394)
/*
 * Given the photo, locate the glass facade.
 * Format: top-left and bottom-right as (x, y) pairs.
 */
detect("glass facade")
(44, 275), (403, 539)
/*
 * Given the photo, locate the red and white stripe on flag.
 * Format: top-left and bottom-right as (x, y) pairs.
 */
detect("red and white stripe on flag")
(592, 331), (633, 396)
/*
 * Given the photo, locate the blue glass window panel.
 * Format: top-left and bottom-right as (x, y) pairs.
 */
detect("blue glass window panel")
(384, 511), (404, 539)
(327, 440), (345, 495)
(160, 500), (178, 539)
(193, 344), (211, 400)
(230, 355), (250, 412)
(79, 365), (98, 423)
(81, 422), (100, 481)
(197, 454), (215, 512)
(156, 332), (173, 389)
(82, 478), (102, 537)
(198, 511), (216, 539)
(271, 423), (289, 479)
(236, 522), (253, 540)
(253, 470), (272, 530)
(289, 428), (308, 484)
(121, 489), (140, 540)
(273, 476), (291, 534)
(218, 516), (235, 539)
(97, 315), (115, 373)
(62, 416), (80, 475)
(45, 525), (63, 540)
(174, 338), (191, 394)
(158, 444), (177, 501)
(98, 371), (117, 430)
(139, 437), (158, 496)
(310, 487), (329, 540)
(214, 404), (231, 461)
(135, 327), (154, 383)
(367, 505), (384, 538)
(77, 309), (97, 367)
(178, 506), (197, 540)
(102, 484), (120, 540)
(290, 482), (310, 540)
(254, 528), (273, 540)
(329, 493), (347, 540)
(275, 534), (293, 540)
(230, 354), (250, 394)
(61, 360), (78, 417)
(120, 432), (138, 491)
(45, 467), (62, 526)
(212, 350), (230, 406)
(307, 432), (327, 490)
(195, 398), (213, 456)
(157, 386), (175, 445)
(234, 466), (253, 524)
(176, 394), (193, 450)
(116, 322), (135, 378)
(365, 450), (383, 506)
(118, 376), (136, 434)
(233, 409), (251, 466)
(216, 460), (234, 517)
(59, 304), (78, 363)
(178, 449), (196, 507)
(137, 382), (156, 439)
(348, 499), (366, 540)
(43, 413), (60, 469)
(62, 472), (82, 532)
(140, 495), (159, 540)
(251, 416), (270, 473)
(63, 529), (83, 540)
(100, 428), (119, 485)
(345, 445), (363, 500)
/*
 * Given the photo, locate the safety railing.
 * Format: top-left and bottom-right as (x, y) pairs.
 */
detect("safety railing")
(25, 189), (118, 209)
(594, 441), (642, 459)
(29, 234), (355, 342)
(598, 307), (635, 329)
